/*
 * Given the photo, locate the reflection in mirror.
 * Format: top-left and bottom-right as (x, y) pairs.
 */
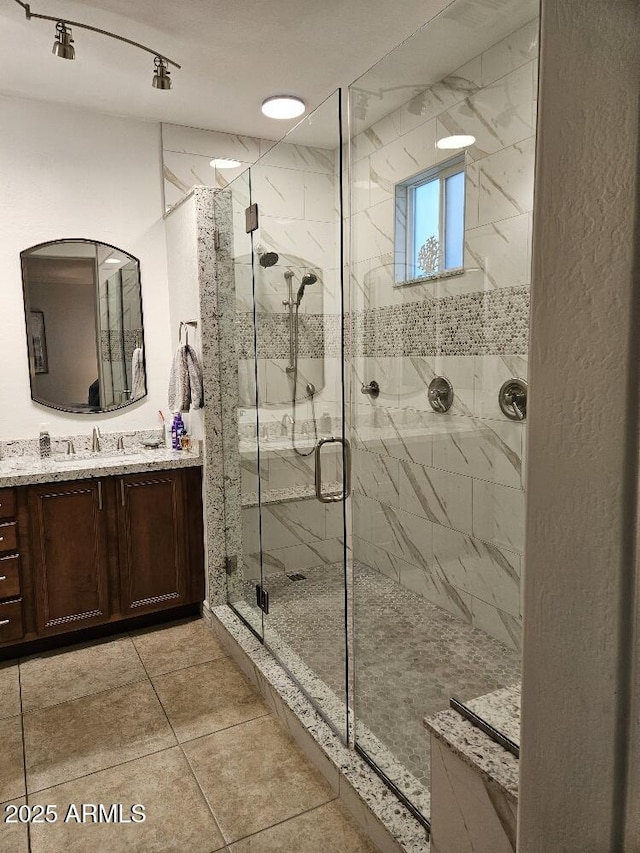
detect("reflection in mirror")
(21, 240), (146, 413)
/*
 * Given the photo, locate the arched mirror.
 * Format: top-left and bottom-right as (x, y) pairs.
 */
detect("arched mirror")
(21, 239), (146, 413)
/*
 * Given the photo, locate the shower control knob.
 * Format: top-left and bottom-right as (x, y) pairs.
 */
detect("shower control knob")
(499, 379), (528, 420)
(361, 381), (380, 398)
(428, 376), (454, 413)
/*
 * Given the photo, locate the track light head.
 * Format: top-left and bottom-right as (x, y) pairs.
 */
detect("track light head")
(52, 21), (75, 60)
(152, 56), (171, 90)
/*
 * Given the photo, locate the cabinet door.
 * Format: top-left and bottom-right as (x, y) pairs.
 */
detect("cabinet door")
(29, 480), (110, 634)
(118, 470), (188, 615)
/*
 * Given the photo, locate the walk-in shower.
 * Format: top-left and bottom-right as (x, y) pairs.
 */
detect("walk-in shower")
(223, 0), (538, 828)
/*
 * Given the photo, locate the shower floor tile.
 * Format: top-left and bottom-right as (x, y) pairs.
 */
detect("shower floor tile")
(251, 563), (520, 803)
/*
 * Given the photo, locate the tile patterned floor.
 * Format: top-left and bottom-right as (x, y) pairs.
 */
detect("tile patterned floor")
(0, 618), (379, 853)
(263, 563), (520, 793)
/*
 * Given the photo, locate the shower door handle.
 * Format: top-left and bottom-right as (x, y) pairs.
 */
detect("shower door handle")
(315, 437), (352, 504)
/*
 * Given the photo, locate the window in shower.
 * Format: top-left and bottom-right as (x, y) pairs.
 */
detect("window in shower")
(394, 153), (465, 283)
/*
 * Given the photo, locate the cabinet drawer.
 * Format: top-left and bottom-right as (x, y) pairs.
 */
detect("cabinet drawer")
(0, 489), (16, 520)
(0, 522), (17, 554)
(0, 599), (23, 643)
(0, 555), (20, 600)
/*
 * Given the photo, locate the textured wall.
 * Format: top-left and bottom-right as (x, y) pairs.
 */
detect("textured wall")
(519, 1), (640, 849)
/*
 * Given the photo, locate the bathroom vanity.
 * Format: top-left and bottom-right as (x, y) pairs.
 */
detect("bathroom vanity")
(0, 450), (204, 655)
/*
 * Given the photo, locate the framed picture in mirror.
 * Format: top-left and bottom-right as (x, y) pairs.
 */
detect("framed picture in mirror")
(28, 310), (48, 374)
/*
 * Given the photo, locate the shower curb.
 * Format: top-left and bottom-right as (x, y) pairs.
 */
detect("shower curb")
(203, 602), (430, 853)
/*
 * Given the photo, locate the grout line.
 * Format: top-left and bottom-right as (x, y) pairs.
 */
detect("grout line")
(18, 675), (149, 718)
(129, 631), (228, 846)
(176, 711), (272, 748)
(16, 663), (32, 853)
(143, 651), (231, 681)
(222, 795), (340, 849)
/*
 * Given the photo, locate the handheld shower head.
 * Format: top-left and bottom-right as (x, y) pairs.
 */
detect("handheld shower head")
(296, 272), (318, 303)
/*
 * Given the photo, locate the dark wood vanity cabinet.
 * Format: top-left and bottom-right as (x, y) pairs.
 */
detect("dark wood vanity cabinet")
(28, 480), (111, 634)
(0, 466), (204, 653)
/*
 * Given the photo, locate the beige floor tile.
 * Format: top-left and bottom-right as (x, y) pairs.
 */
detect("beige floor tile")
(0, 716), (25, 803)
(20, 636), (146, 712)
(152, 657), (268, 743)
(0, 662), (20, 720)
(183, 715), (334, 844)
(28, 747), (225, 853)
(0, 799), (29, 853)
(131, 618), (227, 676)
(24, 680), (176, 792)
(229, 801), (378, 853)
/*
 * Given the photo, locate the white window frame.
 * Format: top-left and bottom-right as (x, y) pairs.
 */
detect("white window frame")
(394, 152), (466, 286)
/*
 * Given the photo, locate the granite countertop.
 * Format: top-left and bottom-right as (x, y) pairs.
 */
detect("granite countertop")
(424, 684), (522, 799)
(464, 684), (521, 747)
(0, 448), (202, 488)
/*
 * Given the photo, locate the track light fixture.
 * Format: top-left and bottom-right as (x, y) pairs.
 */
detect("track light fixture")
(152, 56), (171, 90)
(12, 0), (181, 88)
(52, 21), (74, 60)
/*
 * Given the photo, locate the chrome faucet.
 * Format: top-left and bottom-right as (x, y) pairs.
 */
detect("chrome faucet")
(117, 436), (125, 451)
(91, 426), (101, 453)
(65, 440), (75, 456)
(281, 413), (293, 436)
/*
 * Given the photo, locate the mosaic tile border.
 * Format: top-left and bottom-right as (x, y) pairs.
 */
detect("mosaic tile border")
(236, 286), (529, 361)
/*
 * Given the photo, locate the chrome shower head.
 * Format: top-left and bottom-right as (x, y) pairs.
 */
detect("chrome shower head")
(258, 250), (279, 268)
(296, 272), (318, 303)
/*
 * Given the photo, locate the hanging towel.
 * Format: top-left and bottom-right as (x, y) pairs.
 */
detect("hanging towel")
(185, 344), (204, 409)
(131, 347), (146, 400)
(168, 344), (191, 412)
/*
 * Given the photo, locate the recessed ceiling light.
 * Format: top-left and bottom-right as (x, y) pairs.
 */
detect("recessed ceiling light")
(105, 258), (121, 264)
(210, 158), (242, 169)
(436, 135), (476, 150)
(261, 96), (305, 120)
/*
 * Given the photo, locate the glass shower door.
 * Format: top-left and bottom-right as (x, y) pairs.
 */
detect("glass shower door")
(248, 91), (350, 739)
(225, 168), (265, 639)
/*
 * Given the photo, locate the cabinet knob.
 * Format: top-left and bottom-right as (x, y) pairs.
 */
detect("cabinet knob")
(0, 620), (9, 627)
(0, 537), (4, 542)
(0, 576), (6, 582)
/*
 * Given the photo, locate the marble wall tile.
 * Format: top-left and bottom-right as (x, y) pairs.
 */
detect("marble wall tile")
(394, 554), (473, 624)
(260, 501), (327, 550)
(352, 536), (401, 584)
(438, 62), (535, 160)
(464, 213), (531, 290)
(472, 480), (525, 554)
(398, 459), (473, 535)
(351, 448), (400, 506)
(163, 123), (264, 161)
(398, 57), (484, 137)
(258, 140), (336, 174)
(473, 355), (528, 421)
(431, 417), (523, 488)
(430, 737), (516, 853)
(432, 524), (521, 616)
(258, 216), (338, 271)
(252, 165), (305, 219)
(262, 538), (345, 575)
(368, 119), (438, 206)
(481, 18), (539, 86)
(471, 598), (522, 653)
(304, 170), (341, 222)
(351, 199), (395, 264)
(477, 136), (536, 226)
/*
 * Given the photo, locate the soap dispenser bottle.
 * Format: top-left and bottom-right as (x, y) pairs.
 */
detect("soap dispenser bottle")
(39, 423), (51, 458)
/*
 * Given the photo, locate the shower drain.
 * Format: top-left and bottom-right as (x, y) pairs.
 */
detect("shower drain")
(287, 573), (307, 582)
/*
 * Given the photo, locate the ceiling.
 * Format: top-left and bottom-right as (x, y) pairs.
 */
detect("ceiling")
(0, 0), (454, 140)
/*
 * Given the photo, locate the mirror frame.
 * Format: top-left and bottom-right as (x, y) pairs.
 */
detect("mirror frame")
(20, 238), (147, 414)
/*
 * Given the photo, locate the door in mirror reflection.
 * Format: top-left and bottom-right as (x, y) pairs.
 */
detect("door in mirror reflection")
(21, 240), (146, 413)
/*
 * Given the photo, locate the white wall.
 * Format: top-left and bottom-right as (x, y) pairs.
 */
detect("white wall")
(0, 94), (172, 441)
(519, 0), (640, 849)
